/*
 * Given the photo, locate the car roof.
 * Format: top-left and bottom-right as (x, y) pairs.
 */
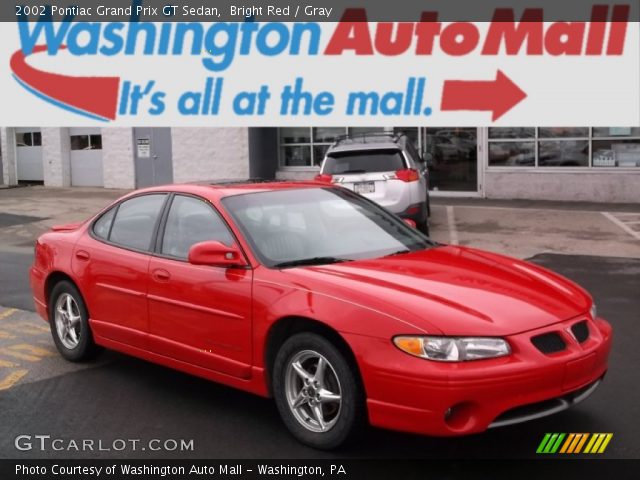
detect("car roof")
(128, 180), (328, 202)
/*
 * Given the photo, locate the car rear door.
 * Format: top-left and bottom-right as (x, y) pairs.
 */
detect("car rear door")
(147, 194), (253, 378)
(72, 193), (168, 349)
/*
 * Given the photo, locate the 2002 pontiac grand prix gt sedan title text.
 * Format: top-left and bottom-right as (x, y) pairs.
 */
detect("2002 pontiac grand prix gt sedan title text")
(30, 182), (612, 449)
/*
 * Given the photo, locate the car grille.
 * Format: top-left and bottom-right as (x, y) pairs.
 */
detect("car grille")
(571, 320), (590, 343)
(531, 332), (566, 354)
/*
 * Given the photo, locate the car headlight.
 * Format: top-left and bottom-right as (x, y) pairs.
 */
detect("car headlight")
(590, 303), (597, 319)
(393, 336), (511, 362)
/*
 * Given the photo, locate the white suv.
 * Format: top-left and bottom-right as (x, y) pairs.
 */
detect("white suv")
(315, 132), (431, 233)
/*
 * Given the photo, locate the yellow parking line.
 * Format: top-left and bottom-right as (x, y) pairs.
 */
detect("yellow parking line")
(0, 344), (56, 362)
(0, 330), (16, 340)
(0, 359), (19, 368)
(6, 323), (50, 335)
(0, 369), (28, 390)
(0, 309), (17, 320)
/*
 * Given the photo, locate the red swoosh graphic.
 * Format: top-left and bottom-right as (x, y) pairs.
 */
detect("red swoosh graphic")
(10, 45), (120, 120)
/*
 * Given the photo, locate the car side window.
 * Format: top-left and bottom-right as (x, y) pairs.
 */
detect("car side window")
(161, 195), (234, 260)
(403, 138), (422, 166)
(92, 207), (116, 240)
(107, 194), (167, 251)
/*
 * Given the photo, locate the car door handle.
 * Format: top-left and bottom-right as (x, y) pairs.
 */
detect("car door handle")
(152, 269), (171, 282)
(75, 250), (90, 261)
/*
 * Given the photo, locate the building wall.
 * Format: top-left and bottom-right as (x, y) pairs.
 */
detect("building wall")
(171, 128), (250, 183)
(101, 128), (136, 189)
(0, 128), (17, 185)
(41, 127), (71, 187)
(484, 170), (640, 203)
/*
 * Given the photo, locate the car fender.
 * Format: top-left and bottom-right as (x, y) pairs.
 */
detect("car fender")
(251, 270), (443, 370)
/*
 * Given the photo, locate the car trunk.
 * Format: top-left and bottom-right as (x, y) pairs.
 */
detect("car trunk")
(323, 148), (406, 203)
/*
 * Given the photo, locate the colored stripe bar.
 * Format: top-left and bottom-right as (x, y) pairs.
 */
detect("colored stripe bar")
(583, 433), (599, 453)
(538, 433), (613, 454)
(574, 433), (589, 453)
(550, 433), (566, 453)
(543, 434), (559, 453)
(567, 434), (584, 453)
(560, 434), (575, 454)
(597, 434), (613, 453)
(537, 433), (552, 454)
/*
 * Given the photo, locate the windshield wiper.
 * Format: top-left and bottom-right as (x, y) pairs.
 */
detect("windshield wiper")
(384, 249), (412, 257)
(273, 257), (350, 268)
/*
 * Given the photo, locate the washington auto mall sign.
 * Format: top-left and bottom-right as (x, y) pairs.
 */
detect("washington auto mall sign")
(3, 3), (639, 126)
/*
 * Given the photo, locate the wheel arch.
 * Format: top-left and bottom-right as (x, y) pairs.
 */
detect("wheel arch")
(44, 271), (87, 319)
(264, 316), (365, 398)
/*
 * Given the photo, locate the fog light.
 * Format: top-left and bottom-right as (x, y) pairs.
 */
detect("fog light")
(443, 402), (476, 430)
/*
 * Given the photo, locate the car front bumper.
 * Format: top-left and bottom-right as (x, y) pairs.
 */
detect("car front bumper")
(345, 316), (612, 436)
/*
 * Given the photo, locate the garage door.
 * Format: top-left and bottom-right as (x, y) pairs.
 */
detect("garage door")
(15, 128), (43, 182)
(70, 127), (104, 187)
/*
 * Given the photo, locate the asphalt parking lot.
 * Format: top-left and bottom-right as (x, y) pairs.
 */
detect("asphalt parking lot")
(1, 186), (639, 459)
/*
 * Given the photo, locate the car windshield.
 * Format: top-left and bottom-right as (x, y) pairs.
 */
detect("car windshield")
(323, 149), (405, 175)
(222, 187), (434, 268)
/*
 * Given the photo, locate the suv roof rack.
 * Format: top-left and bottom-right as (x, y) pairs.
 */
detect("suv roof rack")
(332, 131), (410, 147)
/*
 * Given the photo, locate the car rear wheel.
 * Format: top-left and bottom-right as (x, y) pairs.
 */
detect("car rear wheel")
(416, 202), (430, 236)
(49, 281), (99, 362)
(273, 333), (364, 449)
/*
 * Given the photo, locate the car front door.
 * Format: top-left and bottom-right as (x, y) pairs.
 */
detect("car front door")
(147, 194), (253, 378)
(73, 193), (168, 349)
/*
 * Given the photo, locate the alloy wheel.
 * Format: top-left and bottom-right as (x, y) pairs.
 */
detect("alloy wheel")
(54, 293), (81, 350)
(284, 350), (342, 433)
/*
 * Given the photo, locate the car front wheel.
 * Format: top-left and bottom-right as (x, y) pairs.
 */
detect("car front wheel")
(273, 333), (364, 449)
(49, 281), (99, 362)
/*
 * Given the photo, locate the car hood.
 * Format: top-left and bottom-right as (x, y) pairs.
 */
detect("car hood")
(283, 246), (592, 336)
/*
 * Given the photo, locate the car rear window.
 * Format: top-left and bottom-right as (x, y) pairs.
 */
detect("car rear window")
(323, 149), (405, 175)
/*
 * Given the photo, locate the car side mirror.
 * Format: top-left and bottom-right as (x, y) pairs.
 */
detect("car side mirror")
(188, 241), (247, 268)
(403, 218), (417, 229)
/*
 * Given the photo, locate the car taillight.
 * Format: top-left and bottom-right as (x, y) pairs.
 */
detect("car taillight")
(394, 169), (419, 182)
(314, 174), (333, 183)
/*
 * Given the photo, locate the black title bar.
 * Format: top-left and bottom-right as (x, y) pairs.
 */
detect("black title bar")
(4, 459), (640, 480)
(4, 0), (640, 22)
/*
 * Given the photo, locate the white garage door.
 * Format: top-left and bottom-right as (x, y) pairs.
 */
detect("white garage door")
(70, 127), (104, 187)
(15, 128), (44, 182)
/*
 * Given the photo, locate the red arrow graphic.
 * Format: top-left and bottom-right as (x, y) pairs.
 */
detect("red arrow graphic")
(441, 70), (527, 121)
(10, 45), (120, 121)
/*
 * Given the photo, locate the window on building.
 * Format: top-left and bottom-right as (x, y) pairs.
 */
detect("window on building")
(71, 134), (103, 150)
(592, 128), (640, 168)
(488, 128), (535, 139)
(15, 131), (41, 147)
(488, 128), (640, 168)
(278, 127), (422, 167)
(279, 127), (344, 167)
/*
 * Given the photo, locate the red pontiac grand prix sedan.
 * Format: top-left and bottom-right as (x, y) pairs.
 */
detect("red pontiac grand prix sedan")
(30, 182), (612, 449)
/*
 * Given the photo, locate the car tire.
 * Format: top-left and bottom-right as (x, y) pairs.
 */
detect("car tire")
(416, 203), (430, 236)
(273, 332), (364, 449)
(49, 280), (99, 362)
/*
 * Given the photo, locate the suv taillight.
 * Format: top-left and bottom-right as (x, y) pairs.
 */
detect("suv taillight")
(395, 168), (419, 182)
(314, 174), (333, 183)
